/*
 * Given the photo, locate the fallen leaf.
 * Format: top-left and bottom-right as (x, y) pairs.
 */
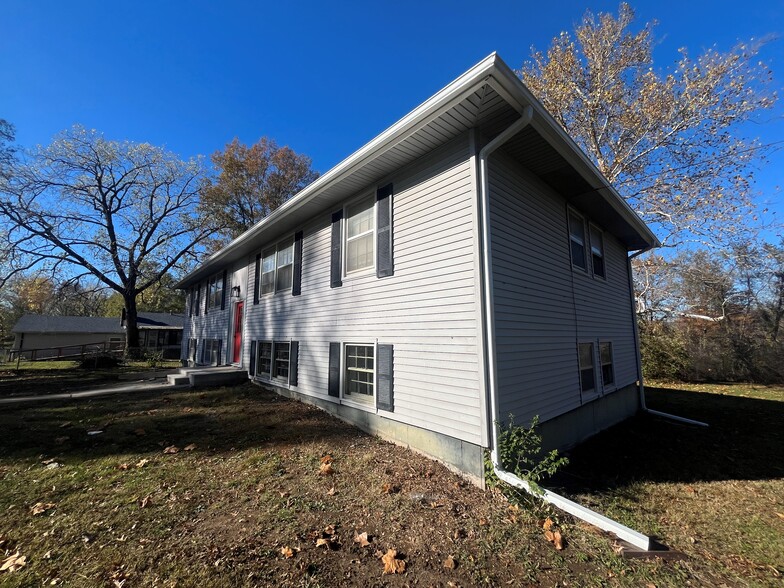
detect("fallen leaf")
(163, 445), (179, 454)
(280, 546), (295, 558)
(279, 491), (290, 498)
(135, 458), (150, 468)
(183, 407), (193, 412)
(139, 495), (152, 508)
(326, 487), (337, 496)
(553, 530), (564, 550)
(381, 549), (406, 575)
(183, 443), (197, 451)
(320, 454), (333, 464)
(31, 502), (56, 516)
(0, 551), (26, 573)
(323, 525), (336, 536)
(354, 532), (371, 547)
(478, 518), (488, 526)
(544, 530), (555, 542)
(443, 555), (457, 569)
(542, 517), (554, 532)
(381, 482), (399, 494)
(117, 463), (130, 471)
(315, 538), (331, 548)
(319, 462), (334, 476)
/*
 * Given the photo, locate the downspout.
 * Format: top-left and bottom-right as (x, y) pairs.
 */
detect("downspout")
(627, 249), (709, 427)
(479, 104), (653, 551)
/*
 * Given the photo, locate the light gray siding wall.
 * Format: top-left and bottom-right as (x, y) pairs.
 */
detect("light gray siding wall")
(489, 152), (637, 425)
(182, 265), (237, 364)
(243, 135), (485, 445)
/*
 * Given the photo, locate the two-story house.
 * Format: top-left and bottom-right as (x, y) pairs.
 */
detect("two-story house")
(175, 53), (659, 483)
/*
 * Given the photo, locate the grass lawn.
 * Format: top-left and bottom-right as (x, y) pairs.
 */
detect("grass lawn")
(0, 378), (781, 586)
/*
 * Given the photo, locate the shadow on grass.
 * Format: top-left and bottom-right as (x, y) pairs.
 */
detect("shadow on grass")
(0, 384), (344, 462)
(551, 385), (784, 491)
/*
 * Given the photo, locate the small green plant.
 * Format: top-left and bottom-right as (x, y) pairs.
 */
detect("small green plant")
(485, 414), (569, 499)
(144, 350), (165, 369)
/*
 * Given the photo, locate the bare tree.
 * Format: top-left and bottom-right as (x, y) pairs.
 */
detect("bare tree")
(521, 3), (776, 247)
(0, 126), (215, 354)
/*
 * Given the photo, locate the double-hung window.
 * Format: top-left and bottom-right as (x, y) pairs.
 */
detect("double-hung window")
(568, 211), (587, 271)
(578, 342), (596, 394)
(345, 195), (375, 275)
(599, 342), (614, 388)
(255, 340), (297, 384)
(260, 238), (294, 295)
(344, 344), (375, 405)
(207, 273), (224, 309)
(589, 224), (605, 279)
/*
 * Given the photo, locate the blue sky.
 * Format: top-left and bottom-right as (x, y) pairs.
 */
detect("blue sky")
(2, 0), (782, 240)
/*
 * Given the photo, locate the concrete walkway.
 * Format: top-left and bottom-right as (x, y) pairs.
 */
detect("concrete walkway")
(0, 379), (185, 406)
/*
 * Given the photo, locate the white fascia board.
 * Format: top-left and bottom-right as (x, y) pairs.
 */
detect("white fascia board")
(486, 57), (660, 250)
(176, 54), (501, 289)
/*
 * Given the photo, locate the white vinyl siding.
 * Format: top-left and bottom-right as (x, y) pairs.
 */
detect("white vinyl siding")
(488, 153), (638, 425)
(243, 135), (483, 444)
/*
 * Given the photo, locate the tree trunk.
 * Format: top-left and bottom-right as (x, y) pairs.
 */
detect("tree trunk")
(124, 294), (141, 359)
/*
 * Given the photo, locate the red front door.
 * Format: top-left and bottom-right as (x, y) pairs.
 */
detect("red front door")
(233, 301), (244, 363)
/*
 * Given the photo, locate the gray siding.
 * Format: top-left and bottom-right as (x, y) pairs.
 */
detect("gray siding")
(489, 152), (637, 425)
(182, 266), (237, 364)
(242, 136), (485, 445)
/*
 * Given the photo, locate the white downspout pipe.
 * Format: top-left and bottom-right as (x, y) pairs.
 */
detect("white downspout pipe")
(479, 105), (653, 551)
(627, 249), (709, 428)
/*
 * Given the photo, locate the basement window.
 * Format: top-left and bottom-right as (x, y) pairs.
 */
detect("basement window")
(255, 340), (296, 384)
(578, 342), (596, 394)
(343, 344), (375, 405)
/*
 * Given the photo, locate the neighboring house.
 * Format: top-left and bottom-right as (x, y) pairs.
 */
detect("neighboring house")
(175, 53), (659, 481)
(11, 312), (184, 360)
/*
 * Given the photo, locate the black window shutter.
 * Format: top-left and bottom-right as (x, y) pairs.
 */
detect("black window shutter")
(328, 342), (340, 397)
(217, 339), (222, 366)
(376, 344), (394, 412)
(249, 341), (257, 376)
(289, 340), (299, 386)
(330, 210), (343, 288)
(376, 183), (394, 278)
(292, 231), (303, 296)
(220, 269), (228, 310)
(253, 254), (261, 304)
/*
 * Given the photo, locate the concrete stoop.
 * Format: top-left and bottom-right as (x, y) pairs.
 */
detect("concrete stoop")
(167, 366), (248, 388)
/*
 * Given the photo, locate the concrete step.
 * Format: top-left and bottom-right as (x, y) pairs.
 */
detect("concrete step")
(167, 374), (191, 386)
(168, 366), (248, 388)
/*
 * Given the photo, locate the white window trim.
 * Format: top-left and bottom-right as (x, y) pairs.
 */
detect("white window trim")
(588, 222), (606, 280)
(339, 340), (378, 412)
(578, 340), (599, 401)
(343, 192), (376, 279)
(599, 340), (616, 393)
(567, 207), (588, 273)
(254, 339), (292, 386)
(259, 235), (295, 297)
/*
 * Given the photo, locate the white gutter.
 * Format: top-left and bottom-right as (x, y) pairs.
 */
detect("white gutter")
(479, 106), (654, 552)
(627, 249), (709, 428)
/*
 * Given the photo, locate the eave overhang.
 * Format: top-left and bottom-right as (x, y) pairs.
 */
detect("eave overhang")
(176, 53), (659, 289)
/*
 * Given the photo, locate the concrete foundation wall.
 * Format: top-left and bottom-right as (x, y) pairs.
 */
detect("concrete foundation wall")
(537, 382), (640, 453)
(257, 381), (485, 483)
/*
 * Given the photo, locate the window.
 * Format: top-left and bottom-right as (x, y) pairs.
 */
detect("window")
(568, 211), (587, 270)
(255, 340), (297, 384)
(260, 238), (294, 295)
(345, 195), (375, 274)
(589, 224), (605, 278)
(578, 342), (596, 394)
(600, 342), (614, 387)
(189, 287), (198, 316)
(202, 339), (222, 366)
(207, 273), (224, 309)
(344, 344), (374, 404)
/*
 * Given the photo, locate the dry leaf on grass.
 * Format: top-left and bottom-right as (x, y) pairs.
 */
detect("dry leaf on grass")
(139, 495), (152, 508)
(183, 443), (197, 451)
(354, 532), (371, 547)
(542, 517), (554, 532)
(381, 482), (399, 494)
(31, 502), (56, 516)
(320, 454), (333, 464)
(380, 549), (406, 575)
(319, 462), (334, 476)
(443, 555), (457, 569)
(163, 446), (179, 454)
(326, 487), (337, 496)
(135, 458), (150, 468)
(315, 538), (331, 548)
(280, 546), (298, 558)
(0, 552), (26, 573)
(117, 463), (130, 471)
